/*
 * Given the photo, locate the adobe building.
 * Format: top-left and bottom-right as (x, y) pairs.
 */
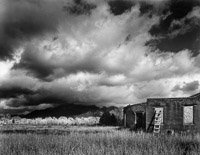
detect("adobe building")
(123, 103), (146, 131)
(123, 93), (200, 133)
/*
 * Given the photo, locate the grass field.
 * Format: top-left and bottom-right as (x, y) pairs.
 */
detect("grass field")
(0, 125), (200, 155)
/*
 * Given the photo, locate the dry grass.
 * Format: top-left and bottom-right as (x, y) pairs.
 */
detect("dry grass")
(0, 126), (200, 155)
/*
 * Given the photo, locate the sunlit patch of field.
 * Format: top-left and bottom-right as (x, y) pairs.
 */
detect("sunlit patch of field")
(0, 125), (200, 155)
(0, 124), (118, 134)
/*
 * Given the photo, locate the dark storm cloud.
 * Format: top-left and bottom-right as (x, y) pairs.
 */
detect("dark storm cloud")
(139, 2), (154, 16)
(6, 94), (68, 108)
(172, 80), (199, 92)
(0, 0), (97, 60)
(4, 87), (75, 108)
(0, 0), (61, 60)
(13, 44), (55, 80)
(13, 43), (102, 81)
(107, 0), (170, 17)
(150, 27), (200, 55)
(108, 0), (135, 15)
(147, 0), (200, 54)
(4, 88), (71, 110)
(64, 0), (96, 15)
(149, 0), (200, 36)
(0, 87), (34, 99)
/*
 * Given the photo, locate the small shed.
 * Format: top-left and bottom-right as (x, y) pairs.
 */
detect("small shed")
(123, 93), (200, 133)
(123, 103), (146, 131)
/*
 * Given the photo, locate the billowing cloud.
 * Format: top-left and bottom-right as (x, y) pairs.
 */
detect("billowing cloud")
(0, 0), (97, 60)
(0, 0), (200, 115)
(148, 0), (200, 54)
(172, 80), (199, 93)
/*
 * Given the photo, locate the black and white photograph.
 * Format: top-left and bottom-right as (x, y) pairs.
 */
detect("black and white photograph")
(0, 0), (200, 154)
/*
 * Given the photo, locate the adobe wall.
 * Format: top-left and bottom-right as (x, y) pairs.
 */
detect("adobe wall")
(146, 97), (200, 133)
(124, 103), (146, 130)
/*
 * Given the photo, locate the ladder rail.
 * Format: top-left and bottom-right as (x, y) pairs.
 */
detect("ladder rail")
(147, 109), (163, 133)
(153, 110), (162, 134)
(147, 112), (156, 132)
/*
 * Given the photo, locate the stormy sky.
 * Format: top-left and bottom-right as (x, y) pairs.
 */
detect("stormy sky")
(0, 0), (200, 115)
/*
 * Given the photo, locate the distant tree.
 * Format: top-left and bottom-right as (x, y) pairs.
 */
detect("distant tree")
(99, 111), (118, 126)
(6, 113), (11, 119)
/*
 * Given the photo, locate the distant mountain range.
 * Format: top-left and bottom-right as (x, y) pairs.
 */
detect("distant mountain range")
(18, 104), (123, 119)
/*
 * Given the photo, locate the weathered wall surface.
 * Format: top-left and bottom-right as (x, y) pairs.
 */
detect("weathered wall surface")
(146, 97), (200, 133)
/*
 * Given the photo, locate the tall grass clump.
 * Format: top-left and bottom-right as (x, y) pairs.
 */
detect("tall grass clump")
(0, 127), (200, 155)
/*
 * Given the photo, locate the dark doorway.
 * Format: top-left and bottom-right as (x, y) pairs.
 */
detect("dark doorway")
(136, 112), (145, 130)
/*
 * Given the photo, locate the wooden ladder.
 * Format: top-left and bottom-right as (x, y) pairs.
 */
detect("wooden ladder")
(153, 110), (162, 134)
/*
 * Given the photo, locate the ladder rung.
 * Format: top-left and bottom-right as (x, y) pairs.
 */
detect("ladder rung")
(154, 127), (160, 130)
(154, 129), (160, 131)
(148, 110), (162, 133)
(154, 130), (160, 133)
